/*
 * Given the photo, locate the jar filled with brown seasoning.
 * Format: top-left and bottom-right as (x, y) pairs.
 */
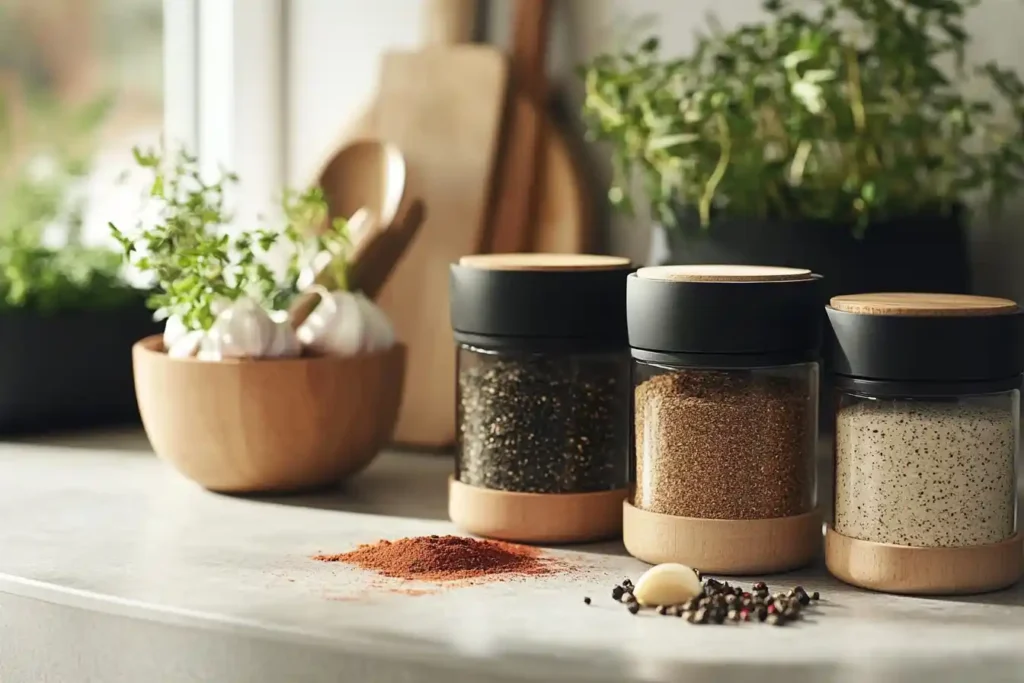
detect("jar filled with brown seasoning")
(625, 265), (823, 574)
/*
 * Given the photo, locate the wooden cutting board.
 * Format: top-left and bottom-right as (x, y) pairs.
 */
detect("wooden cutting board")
(484, 0), (551, 254)
(368, 4), (508, 448)
(313, 0), (587, 257)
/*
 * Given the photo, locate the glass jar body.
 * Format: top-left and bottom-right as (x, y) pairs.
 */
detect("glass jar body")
(632, 360), (819, 519)
(456, 343), (630, 494)
(834, 388), (1019, 548)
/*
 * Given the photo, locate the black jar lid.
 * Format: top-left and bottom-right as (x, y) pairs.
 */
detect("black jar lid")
(627, 265), (823, 365)
(827, 292), (1024, 384)
(449, 254), (633, 350)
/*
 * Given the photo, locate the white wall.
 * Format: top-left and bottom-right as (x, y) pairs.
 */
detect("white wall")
(286, 0), (1024, 298)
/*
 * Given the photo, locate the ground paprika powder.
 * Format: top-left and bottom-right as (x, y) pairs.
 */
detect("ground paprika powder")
(313, 534), (559, 582)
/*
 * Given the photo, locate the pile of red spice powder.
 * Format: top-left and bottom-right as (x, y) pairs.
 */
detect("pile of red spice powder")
(313, 534), (559, 582)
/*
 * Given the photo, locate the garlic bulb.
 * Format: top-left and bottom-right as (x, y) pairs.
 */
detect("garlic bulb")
(354, 293), (395, 351)
(296, 289), (395, 357)
(165, 298), (300, 361)
(205, 297), (276, 359)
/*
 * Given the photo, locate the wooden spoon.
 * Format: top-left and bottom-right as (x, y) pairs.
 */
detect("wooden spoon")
(319, 139), (407, 230)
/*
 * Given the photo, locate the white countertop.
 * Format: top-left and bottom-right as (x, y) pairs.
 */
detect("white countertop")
(2, 431), (1024, 683)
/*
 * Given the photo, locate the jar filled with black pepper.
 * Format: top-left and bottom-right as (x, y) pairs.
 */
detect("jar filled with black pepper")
(449, 254), (633, 544)
(624, 265), (823, 574)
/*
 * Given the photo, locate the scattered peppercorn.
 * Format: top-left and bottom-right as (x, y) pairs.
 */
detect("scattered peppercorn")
(603, 575), (822, 626)
(584, 597), (592, 605)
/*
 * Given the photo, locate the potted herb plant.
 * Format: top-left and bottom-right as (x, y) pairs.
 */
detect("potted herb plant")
(111, 146), (406, 492)
(581, 0), (1024, 297)
(0, 89), (161, 433)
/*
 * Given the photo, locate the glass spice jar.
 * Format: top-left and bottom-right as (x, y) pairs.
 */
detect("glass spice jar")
(826, 292), (1024, 595)
(448, 254), (633, 544)
(624, 265), (824, 574)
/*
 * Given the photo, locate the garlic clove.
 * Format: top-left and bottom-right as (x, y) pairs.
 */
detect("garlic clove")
(263, 321), (301, 358)
(632, 563), (702, 607)
(167, 330), (205, 358)
(297, 291), (367, 357)
(163, 315), (190, 350)
(354, 293), (395, 351)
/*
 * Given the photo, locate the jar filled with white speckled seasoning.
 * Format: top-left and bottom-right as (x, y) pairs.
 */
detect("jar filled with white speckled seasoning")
(827, 293), (1024, 595)
(448, 254), (634, 545)
(624, 265), (823, 575)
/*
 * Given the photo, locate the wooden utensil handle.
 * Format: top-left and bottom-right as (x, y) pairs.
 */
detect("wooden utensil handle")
(288, 199), (428, 329)
(512, 0), (552, 94)
(349, 199), (427, 301)
(422, 0), (477, 46)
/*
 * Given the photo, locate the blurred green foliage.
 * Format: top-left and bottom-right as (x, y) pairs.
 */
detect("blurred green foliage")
(0, 89), (139, 313)
(582, 0), (1024, 235)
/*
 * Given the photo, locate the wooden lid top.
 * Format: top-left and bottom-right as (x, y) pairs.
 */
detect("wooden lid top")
(830, 293), (1019, 317)
(635, 264), (813, 283)
(459, 253), (631, 272)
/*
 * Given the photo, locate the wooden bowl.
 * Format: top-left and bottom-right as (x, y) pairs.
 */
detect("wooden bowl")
(132, 335), (406, 493)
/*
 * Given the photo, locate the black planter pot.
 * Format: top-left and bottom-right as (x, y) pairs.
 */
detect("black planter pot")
(647, 209), (972, 431)
(648, 208), (971, 297)
(0, 294), (162, 434)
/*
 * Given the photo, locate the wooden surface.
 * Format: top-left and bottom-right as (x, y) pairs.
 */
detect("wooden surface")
(371, 7), (508, 447)
(636, 264), (814, 283)
(622, 502), (822, 575)
(484, 0), (551, 254)
(825, 526), (1024, 595)
(448, 477), (624, 544)
(458, 253), (630, 271)
(132, 336), (406, 493)
(830, 292), (1020, 316)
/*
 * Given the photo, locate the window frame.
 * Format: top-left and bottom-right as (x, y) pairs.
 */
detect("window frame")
(163, 0), (288, 221)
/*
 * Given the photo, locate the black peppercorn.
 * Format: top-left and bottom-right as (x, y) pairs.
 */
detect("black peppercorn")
(657, 605), (668, 615)
(627, 601), (640, 615)
(584, 597), (592, 605)
(752, 581), (767, 592)
(458, 353), (628, 494)
(757, 607), (768, 622)
(812, 591), (820, 601)
(611, 586), (624, 601)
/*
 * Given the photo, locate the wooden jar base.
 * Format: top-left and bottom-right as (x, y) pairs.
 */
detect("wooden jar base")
(622, 501), (821, 574)
(448, 477), (625, 544)
(825, 526), (1023, 595)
